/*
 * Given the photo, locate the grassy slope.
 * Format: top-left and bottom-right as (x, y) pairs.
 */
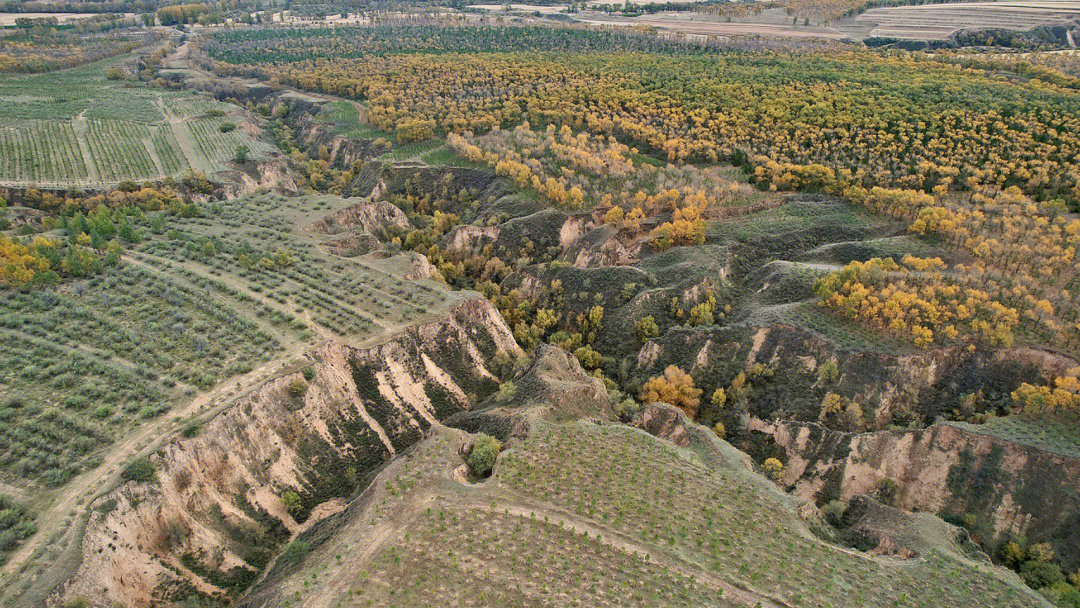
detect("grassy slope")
(248, 414), (1046, 608)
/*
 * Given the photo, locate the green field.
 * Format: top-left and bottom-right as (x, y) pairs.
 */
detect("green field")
(132, 192), (457, 338)
(0, 192), (459, 490)
(256, 414), (1044, 608)
(0, 263), (281, 486)
(0, 55), (273, 187)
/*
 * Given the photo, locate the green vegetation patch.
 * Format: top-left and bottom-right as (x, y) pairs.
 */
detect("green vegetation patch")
(498, 421), (1038, 607)
(0, 55), (271, 186)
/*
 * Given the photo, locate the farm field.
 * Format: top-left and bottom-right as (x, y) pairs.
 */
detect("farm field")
(574, 12), (848, 41)
(846, 0), (1080, 40)
(0, 54), (273, 187)
(0, 189), (459, 530)
(597, 1), (1080, 42)
(248, 412), (1046, 608)
(130, 192), (458, 339)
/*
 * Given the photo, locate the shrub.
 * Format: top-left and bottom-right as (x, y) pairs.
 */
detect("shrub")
(762, 457), (784, 481)
(1020, 559), (1065, 590)
(281, 490), (303, 516)
(282, 540), (310, 564)
(287, 378), (307, 399)
(467, 434), (502, 478)
(818, 360), (839, 384)
(160, 517), (187, 549)
(635, 315), (659, 343)
(1028, 542), (1055, 563)
(612, 398), (641, 422)
(122, 457), (156, 483)
(877, 478), (898, 505)
(891, 407), (919, 428)
(219, 122), (237, 133)
(572, 345), (601, 370)
(181, 419), (202, 438)
(822, 500), (846, 526)
(498, 381), (517, 401)
(998, 540), (1026, 567)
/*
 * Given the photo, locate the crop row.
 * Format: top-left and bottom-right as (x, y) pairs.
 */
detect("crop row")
(0, 121), (88, 184)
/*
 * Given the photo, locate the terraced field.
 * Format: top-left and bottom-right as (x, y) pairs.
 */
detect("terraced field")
(249, 410), (1047, 608)
(0, 191), (457, 490)
(0, 263), (282, 487)
(132, 192), (457, 339)
(0, 54), (273, 187)
(849, 0), (1080, 40)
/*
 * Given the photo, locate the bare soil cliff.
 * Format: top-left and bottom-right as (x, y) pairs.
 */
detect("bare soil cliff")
(753, 418), (1080, 570)
(55, 298), (520, 608)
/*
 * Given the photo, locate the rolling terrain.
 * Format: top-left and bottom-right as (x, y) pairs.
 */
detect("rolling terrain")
(1, 12), (1079, 608)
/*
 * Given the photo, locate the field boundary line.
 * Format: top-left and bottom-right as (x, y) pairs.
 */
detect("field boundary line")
(71, 111), (100, 183)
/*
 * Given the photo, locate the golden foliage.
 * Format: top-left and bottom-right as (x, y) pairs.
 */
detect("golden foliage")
(639, 365), (702, 418)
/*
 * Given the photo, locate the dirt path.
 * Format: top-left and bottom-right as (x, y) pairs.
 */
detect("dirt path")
(141, 134), (165, 178)
(71, 110), (100, 183)
(157, 95), (203, 173)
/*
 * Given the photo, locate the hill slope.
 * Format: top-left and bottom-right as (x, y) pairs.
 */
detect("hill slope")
(233, 349), (1046, 608)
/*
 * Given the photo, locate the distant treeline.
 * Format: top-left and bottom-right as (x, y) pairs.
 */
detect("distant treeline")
(0, 0), (272, 14)
(585, 1), (728, 16)
(0, 0), (160, 13)
(867, 25), (1077, 52)
(156, 2), (208, 24)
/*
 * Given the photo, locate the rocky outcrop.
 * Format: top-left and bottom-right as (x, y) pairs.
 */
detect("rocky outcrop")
(220, 157), (298, 198)
(633, 403), (692, 447)
(559, 224), (641, 268)
(753, 418), (1080, 570)
(307, 199), (410, 236)
(445, 224), (499, 253)
(446, 344), (613, 438)
(56, 298), (520, 608)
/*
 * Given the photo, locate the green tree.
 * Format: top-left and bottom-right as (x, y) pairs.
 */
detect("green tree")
(635, 315), (659, 343)
(467, 434), (502, 477)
